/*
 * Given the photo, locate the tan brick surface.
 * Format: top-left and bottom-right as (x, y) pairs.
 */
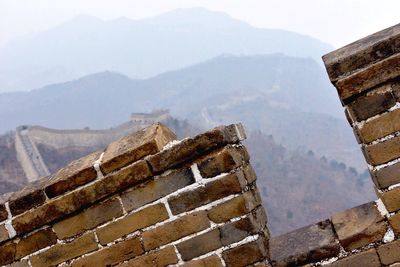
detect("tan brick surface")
(377, 239), (400, 265)
(101, 123), (176, 175)
(181, 255), (224, 267)
(176, 229), (223, 261)
(331, 202), (386, 250)
(0, 223), (9, 242)
(121, 168), (194, 212)
(326, 249), (380, 267)
(168, 171), (246, 215)
(96, 203), (168, 245)
(71, 236), (143, 267)
(118, 246), (178, 267)
(380, 187), (400, 212)
(373, 161), (400, 189)
(15, 228), (57, 260)
(53, 197), (123, 239)
(223, 238), (268, 267)
(363, 136), (400, 165)
(30, 233), (98, 267)
(389, 212), (400, 235)
(143, 211), (210, 251)
(208, 190), (261, 223)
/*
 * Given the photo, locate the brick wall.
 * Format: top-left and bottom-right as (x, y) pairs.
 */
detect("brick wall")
(0, 123), (270, 266)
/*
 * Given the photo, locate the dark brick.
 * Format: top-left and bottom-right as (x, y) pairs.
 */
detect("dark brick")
(45, 150), (101, 198)
(197, 145), (249, 178)
(0, 242), (15, 266)
(270, 220), (340, 267)
(219, 215), (261, 246)
(331, 202), (386, 250)
(168, 171), (246, 215)
(0, 204), (7, 222)
(223, 237), (268, 267)
(101, 123), (176, 175)
(121, 167), (194, 212)
(15, 228), (57, 260)
(373, 162), (400, 189)
(8, 179), (47, 216)
(177, 229), (222, 261)
(147, 124), (246, 174)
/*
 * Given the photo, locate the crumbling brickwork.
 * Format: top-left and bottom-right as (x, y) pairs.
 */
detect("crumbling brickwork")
(0, 123), (270, 266)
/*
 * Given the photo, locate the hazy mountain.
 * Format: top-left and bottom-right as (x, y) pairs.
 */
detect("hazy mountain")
(0, 54), (366, 171)
(0, 8), (333, 92)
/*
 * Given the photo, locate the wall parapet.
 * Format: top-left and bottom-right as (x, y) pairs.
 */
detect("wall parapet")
(0, 123), (271, 267)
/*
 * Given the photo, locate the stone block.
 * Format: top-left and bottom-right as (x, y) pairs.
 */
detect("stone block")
(121, 167), (194, 212)
(176, 229), (222, 261)
(373, 162), (400, 189)
(12, 160), (151, 235)
(142, 211), (210, 251)
(357, 108), (400, 143)
(326, 248), (380, 267)
(208, 190), (261, 223)
(101, 123), (176, 175)
(331, 202), (386, 250)
(15, 228), (57, 260)
(389, 211), (400, 235)
(30, 233), (98, 267)
(147, 124), (246, 174)
(0, 224), (9, 243)
(270, 220), (340, 267)
(197, 145), (249, 178)
(379, 187), (400, 212)
(44, 150), (101, 198)
(181, 255), (223, 267)
(335, 53), (400, 103)
(377, 239), (400, 265)
(53, 197), (123, 239)
(0, 242), (15, 266)
(219, 215), (261, 246)
(347, 84), (396, 121)
(168, 171), (246, 215)
(363, 136), (400, 165)
(322, 23), (400, 83)
(223, 237), (268, 267)
(96, 203), (168, 245)
(71, 236), (143, 267)
(118, 246), (178, 267)
(0, 204), (7, 222)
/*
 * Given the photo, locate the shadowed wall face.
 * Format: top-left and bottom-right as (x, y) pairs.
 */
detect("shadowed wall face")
(0, 123), (270, 266)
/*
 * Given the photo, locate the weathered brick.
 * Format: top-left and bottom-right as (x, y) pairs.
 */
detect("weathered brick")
(373, 162), (400, 189)
(44, 150), (101, 198)
(223, 238), (268, 267)
(326, 249), (380, 267)
(0, 242), (15, 265)
(242, 164), (257, 184)
(331, 202), (386, 250)
(121, 167), (194, 212)
(335, 53), (400, 103)
(181, 255), (223, 267)
(322, 23), (400, 83)
(71, 236), (143, 267)
(29, 232), (97, 266)
(0, 223), (9, 242)
(15, 228), (57, 260)
(13, 160), (151, 235)
(347, 84), (396, 121)
(53, 197), (123, 239)
(118, 246), (178, 267)
(208, 190), (261, 223)
(101, 123), (176, 175)
(389, 211), (400, 235)
(357, 108), (400, 143)
(377, 239), (400, 265)
(176, 229), (222, 261)
(168, 171), (246, 215)
(147, 124), (246, 173)
(197, 145), (249, 178)
(379, 187), (400, 212)
(143, 211), (210, 251)
(363, 136), (400, 165)
(270, 220), (340, 267)
(0, 204), (7, 222)
(30, 233), (97, 267)
(96, 203), (168, 245)
(8, 178), (47, 216)
(219, 215), (261, 246)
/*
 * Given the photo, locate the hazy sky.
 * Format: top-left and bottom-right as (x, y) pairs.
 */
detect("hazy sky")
(0, 0), (399, 48)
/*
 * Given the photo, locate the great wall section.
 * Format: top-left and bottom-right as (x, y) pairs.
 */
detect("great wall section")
(14, 110), (171, 183)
